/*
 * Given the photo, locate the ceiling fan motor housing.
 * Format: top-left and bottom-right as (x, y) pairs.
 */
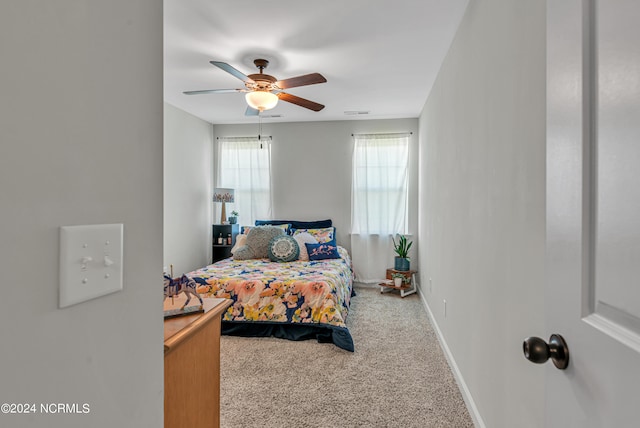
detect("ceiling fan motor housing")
(247, 59), (278, 91)
(247, 73), (277, 91)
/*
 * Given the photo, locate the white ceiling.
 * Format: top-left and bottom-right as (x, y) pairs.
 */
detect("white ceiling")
(164, 0), (469, 125)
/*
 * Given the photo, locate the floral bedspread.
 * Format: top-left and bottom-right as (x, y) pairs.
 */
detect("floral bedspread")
(187, 247), (355, 351)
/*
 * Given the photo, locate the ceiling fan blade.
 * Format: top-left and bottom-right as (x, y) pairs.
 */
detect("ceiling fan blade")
(210, 61), (254, 83)
(277, 92), (325, 111)
(183, 88), (245, 95)
(276, 73), (327, 89)
(245, 106), (260, 116)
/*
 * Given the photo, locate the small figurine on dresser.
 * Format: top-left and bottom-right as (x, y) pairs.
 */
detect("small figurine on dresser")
(163, 271), (204, 318)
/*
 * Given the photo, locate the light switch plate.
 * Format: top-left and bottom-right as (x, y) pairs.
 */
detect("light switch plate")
(59, 223), (124, 308)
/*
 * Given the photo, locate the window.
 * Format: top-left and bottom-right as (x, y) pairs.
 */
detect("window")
(216, 137), (272, 225)
(351, 133), (410, 235)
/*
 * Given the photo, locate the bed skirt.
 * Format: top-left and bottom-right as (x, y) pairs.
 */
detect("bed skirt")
(222, 321), (354, 352)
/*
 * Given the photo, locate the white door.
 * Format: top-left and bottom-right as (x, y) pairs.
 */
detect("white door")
(546, 0), (640, 426)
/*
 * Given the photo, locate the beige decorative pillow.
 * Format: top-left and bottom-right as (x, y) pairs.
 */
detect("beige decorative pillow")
(231, 234), (247, 255)
(293, 232), (318, 261)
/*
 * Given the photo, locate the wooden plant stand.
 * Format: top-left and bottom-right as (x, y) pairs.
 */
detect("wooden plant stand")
(379, 269), (418, 298)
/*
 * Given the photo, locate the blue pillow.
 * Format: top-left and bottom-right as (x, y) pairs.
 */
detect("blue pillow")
(255, 219), (332, 230)
(268, 235), (300, 262)
(305, 240), (340, 261)
(255, 219), (291, 226)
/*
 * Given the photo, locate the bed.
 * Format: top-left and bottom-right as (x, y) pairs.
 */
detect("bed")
(187, 226), (355, 351)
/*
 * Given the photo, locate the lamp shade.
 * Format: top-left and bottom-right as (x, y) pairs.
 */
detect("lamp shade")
(213, 188), (234, 203)
(245, 91), (278, 111)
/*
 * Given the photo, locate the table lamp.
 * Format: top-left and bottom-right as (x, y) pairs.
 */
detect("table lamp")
(213, 188), (235, 224)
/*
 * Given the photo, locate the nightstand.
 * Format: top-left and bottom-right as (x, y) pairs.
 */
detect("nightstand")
(212, 224), (239, 264)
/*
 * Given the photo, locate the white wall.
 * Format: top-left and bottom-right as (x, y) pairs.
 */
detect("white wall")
(164, 103), (213, 274)
(0, 2), (163, 427)
(213, 118), (419, 260)
(419, 1), (546, 427)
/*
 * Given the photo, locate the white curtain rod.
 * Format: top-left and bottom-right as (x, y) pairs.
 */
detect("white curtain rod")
(216, 136), (272, 141)
(351, 132), (413, 137)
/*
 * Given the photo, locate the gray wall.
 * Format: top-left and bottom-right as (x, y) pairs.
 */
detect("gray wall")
(213, 118), (419, 257)
(164, 103), (213, 274)
(418, 1), (546, 427)
(0, 2), (163, 427)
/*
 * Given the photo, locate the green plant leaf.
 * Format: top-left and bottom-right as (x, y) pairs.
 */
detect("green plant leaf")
(392, 234), (413, 258)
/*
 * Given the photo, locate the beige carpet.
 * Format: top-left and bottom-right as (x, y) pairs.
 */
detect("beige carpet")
(219, 286), (474, 428)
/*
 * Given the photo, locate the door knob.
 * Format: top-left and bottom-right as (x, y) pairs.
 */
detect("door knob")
(522, 334), (569, 370)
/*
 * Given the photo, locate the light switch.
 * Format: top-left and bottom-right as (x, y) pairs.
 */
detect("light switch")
(59, 223), (124, 308)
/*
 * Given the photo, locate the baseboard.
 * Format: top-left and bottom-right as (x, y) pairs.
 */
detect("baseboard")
(417, 289), (486, 428)
(353, 281), (379, 289)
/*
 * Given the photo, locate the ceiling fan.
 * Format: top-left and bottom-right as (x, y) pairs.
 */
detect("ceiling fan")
(184, 59), (327, 116)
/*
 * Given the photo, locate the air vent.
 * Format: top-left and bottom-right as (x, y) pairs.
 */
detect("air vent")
(344, 111), (370, 116)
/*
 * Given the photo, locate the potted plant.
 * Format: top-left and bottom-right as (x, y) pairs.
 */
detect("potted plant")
(228, 210), (239, 224)
(392, 234), (412, 271)
(391, 272), (410, 288)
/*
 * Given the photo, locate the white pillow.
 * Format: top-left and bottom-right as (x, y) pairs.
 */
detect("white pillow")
(293, 232), (318, 261)
(231, 234), (247, 255)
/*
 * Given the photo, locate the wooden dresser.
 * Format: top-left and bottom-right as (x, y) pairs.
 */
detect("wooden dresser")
(164, 298), (232, 428)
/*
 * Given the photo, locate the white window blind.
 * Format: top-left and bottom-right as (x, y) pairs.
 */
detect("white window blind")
(351, 133), (410, 235)
(216, 137), (272, 225)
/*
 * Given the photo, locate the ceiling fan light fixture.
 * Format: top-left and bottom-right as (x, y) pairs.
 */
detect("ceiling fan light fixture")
(245, 91), (278, 111)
